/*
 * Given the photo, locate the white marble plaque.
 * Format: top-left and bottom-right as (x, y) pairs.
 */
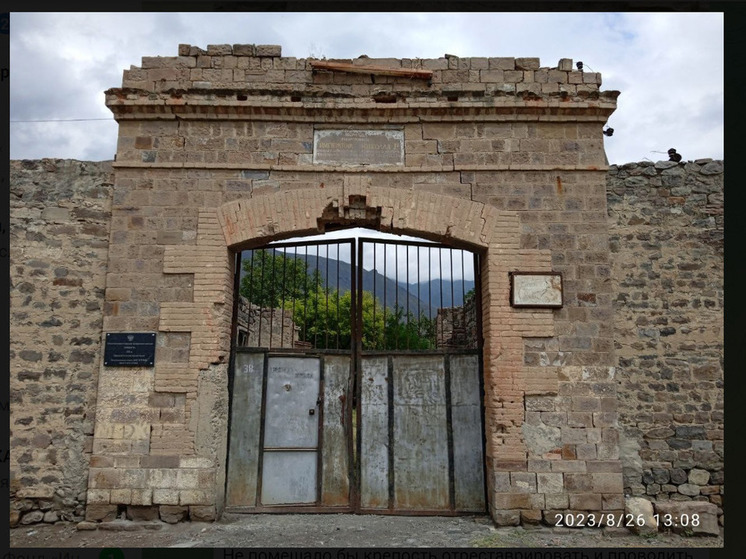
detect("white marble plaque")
(313, 129), (404, 166)
(511, 273), (563, 308)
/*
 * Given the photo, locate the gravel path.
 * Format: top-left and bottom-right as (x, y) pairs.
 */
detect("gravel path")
(10, 514), (723, 549)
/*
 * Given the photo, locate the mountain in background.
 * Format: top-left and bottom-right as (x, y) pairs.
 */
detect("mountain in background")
(240, 249), (475, 318)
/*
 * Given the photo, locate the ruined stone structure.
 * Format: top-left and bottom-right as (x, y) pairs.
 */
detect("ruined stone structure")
(9, 44), (723, 531)
(235, 297), (300, 349)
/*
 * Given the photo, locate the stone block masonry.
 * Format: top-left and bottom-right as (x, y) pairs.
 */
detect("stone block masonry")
(608, 159), (724, 527)
(9, 156), (725, 530)
(7, 43), (721, 533)
(10, 159), (114, 526)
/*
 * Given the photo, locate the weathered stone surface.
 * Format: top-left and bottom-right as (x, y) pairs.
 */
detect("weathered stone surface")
(159, 505), (189, 524)
(494, 510), (521, 526)
(688, 469), (710, 485)
(20, 510), (44, 524)
(99, 520), (150, 531)
(522, 422), (561, 457)
(76, 521), (98, 531)
(85, 504), (118, 522)
(537, 473), (563, 494)
(700, 161), (723, 175)
(43, 511), (59, 523)
(670, 468), (688, 484)
(521, 509), (543, 525)
(654, 501), (719, 536)
(624, 497), (657, 535)
(126, 506), (160, 521)
(10, 510), (21, 527)
(677, 484), (700, 496)
(10, 159), (113, 521)
(610, 159), (723, 527)
(256, 44), (282, 57)
(233, 44), (255, 56)
(189, 505), (217, 522)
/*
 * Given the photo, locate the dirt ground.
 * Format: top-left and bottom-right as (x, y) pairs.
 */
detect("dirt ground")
(10, 513), (724, 549)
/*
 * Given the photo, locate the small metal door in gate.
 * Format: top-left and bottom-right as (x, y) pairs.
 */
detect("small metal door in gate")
(260, 355), (321, 505)
(225, 236), (486, 514)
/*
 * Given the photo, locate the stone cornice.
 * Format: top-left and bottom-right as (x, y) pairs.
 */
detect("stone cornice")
(105, 89), (619, 122)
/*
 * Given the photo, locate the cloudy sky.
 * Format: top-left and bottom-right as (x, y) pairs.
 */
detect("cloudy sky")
(10, 12), (723, 166)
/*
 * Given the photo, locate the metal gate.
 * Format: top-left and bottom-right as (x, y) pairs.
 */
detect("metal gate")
(225, 237), (486, 514)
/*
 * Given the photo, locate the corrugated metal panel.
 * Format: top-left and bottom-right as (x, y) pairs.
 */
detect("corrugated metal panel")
(225, 352), (264, 507)
(393, 355), (449, 510)
(321, 355), (351, 506)
(450, 354), (486, 511)
(360, 356), (389, 509)
(260, 451), (318, 505)
(263, 356), (320, 448)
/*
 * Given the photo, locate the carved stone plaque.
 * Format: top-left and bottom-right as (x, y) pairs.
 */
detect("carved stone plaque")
(313, 129), (404, 166)
(510, 272), (563, 308)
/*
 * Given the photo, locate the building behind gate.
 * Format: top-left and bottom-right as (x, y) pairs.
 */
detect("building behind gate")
(9, 44), (724, 530)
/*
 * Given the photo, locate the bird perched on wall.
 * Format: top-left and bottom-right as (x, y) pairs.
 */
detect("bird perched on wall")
(668, 148), (682, 162)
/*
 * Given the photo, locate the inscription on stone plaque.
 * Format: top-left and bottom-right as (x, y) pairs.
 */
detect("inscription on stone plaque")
(510, 272), (563, 308)
(104, 332), (156, 366)
(313, 129), (404, 166)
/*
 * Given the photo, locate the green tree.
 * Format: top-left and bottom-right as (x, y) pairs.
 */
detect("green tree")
(240, 249), (321, 308)
(287, 289), (385, 350)
(241, 250), (438, 350)
(382, 306), (435, 350)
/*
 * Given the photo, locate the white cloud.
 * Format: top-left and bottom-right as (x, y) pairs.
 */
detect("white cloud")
(10, 12), (723, 164)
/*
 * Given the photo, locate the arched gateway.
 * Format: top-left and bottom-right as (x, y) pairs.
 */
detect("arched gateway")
(85, 43), (623, 525)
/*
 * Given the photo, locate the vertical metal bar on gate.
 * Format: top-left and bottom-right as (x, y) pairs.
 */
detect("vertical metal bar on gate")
(394, 244), (399, 350)
(438, 248), (443, 348)
(269, 249), (276, 349)
(280, 248), (287, 348)
(336, 243), (341, 350)
(372, 245), (377, 350)
(474, 250), (489, 509)
(352, 239), (361, 511)
(257, 251), (264, 347)
(382, 242), (387, 349)
(223, 250), (243, 503)
(406, 245), (410, 350)
(325, 245), (330, 349)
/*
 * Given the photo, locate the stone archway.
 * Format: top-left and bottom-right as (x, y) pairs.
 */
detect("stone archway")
(154, 181), (558, 518)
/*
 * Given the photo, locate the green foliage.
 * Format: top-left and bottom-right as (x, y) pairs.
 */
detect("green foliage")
(240, 249), (321, 308)
(241, 249), (437, 350)
(379, 306), (435, 350)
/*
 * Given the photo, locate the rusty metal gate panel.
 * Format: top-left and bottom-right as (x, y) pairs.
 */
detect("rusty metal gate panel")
(321, 355), (352, 507)
(449, 354), (486, 511)
(260, 355), (321, 505)
(226, 236), (485, 515)
(360, 356), (390, 510)
(392, 355), (450, 510)
(225, 352), (265, 507)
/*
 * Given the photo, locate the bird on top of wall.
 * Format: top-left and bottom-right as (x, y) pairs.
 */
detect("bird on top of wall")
(668, 148), (682, 162)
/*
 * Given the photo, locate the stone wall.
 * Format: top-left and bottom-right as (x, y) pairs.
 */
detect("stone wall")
(9, 43), (719, 531)
(436, 296), (478, 349)
(9, 156), (725, 528)
(607, 159), (724, 526)
(236, 297), (300, 348)
(9, 159), (114, 526)
(93, 43), (620, 527)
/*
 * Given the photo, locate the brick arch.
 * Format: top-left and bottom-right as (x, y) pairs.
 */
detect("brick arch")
(217, 180), (495, 251)
(214, 183), (556, 467)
